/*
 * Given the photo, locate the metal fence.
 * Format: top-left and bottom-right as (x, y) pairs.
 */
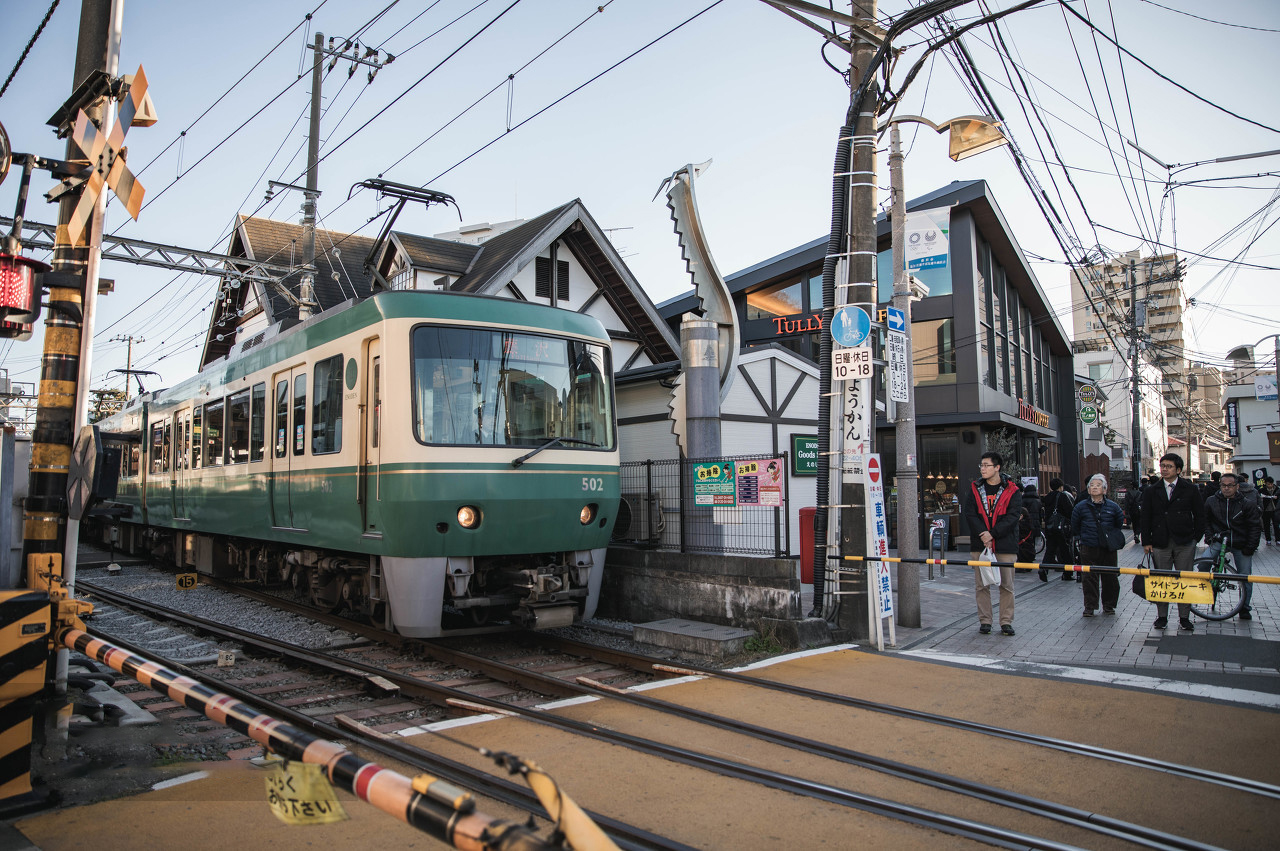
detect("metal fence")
(612, 453), (791, 557)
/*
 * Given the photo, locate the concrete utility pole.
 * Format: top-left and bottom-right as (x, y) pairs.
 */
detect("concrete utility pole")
(888, 122), (920, 627)
(833, 0), (879, 639)
(110, 333), (142, 398)
(298, 32), (323, 321)
(1129, 258), (1142, 484)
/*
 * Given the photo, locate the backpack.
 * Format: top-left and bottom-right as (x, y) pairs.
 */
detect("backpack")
(1045, 491), (1071, 533)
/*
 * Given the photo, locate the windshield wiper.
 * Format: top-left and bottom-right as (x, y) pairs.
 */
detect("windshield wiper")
(511, 436), (600, 467)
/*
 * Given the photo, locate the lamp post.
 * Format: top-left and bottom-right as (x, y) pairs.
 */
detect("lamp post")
(882, 114), (1006, 627)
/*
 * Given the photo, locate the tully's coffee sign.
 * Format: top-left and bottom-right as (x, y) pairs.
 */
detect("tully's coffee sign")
(1017, 398), (1050, 428)
(771, 313), (823, 336)
(1270, 431), (1280, 465)
(792, 434), (820, 476)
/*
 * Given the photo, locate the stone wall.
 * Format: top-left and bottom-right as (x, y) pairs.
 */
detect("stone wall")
(599, 547), (801, 627)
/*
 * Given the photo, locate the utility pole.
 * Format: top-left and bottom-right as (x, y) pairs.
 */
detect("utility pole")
(1129, 259), (1142, 484)
(298, 32), (323, 321)
(110, 333), (142, 398)
(888, 122), (920, 627)
(832, 0), (879, 639)
(295, 33), (386, 319)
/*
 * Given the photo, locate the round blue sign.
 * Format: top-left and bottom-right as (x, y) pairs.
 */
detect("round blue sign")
(830, 305), (871, 348)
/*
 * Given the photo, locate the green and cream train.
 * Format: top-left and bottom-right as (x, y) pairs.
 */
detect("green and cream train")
(97, 290), (619, 637)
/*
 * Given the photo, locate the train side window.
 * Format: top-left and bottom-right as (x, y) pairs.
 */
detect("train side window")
(311, 355), (343, 455)
(204, 399), (225, 467)
(372, 356), (380, 448)
(192, 408), (203, 470)
(150, 423), (164, 474)
(293, 375), (307, 456)
(250, 383), (266, 462)
(275, 380), (288, 458)
(162, 421), (172, 473)
(227, 390), (251, 464)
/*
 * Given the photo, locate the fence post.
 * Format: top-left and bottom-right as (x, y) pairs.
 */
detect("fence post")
(778, 451), (789, 558)
(679, 457), (687, 554)
(645, 459), (653, 544)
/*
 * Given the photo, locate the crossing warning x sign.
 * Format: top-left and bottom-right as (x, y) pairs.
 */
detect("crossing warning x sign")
(63, 66), (155, 246)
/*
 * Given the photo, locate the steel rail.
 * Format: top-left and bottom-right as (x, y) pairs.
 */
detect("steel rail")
(645, 658), (1280, 801)
(72, 583), (689, 851)
(78, 579), (1204, 850)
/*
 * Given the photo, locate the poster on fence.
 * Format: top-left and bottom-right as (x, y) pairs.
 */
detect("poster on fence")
(693, 461), (736, 506)
(736, 458), (783, 506)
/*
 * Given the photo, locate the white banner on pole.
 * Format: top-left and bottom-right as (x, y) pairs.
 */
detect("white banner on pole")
(841, 377), (872, 477)
(865, 453), (895, 650)
(905, 206), (950, 271)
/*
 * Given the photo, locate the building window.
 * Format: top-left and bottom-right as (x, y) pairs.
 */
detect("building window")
(912, 318), (956, 386)
(746, 278), (803, 320)
(535, 256), (570, 302)
(920, 434), (960, 514)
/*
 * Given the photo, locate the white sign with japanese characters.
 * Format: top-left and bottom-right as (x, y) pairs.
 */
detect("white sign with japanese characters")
(832, 345), (872, 382)
(888, 330), (909, 403)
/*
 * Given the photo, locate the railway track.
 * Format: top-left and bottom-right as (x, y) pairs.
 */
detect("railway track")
(72, 572), (1274, 850)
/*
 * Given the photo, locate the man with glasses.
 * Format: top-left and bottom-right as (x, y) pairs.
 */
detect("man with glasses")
(1140, 453), (1206, 631)
(1204, 472), (1262, 621)
(962, 452), (1023, 636)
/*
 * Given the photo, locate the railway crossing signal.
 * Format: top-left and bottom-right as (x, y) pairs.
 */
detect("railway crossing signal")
(61, 66), (155, 246)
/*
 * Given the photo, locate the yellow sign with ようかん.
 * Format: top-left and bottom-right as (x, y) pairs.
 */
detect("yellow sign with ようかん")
(1143, 576), (1213, 605)
(265, 760), (348, 825)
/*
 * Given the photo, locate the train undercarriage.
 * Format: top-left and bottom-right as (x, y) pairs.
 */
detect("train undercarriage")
(90, 521), (601, 636)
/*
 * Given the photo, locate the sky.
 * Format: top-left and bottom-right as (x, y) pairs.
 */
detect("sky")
(1, 0), (1277, 411)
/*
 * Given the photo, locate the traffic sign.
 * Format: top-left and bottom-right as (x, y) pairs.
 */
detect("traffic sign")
(1079, 405), (1098, 424)
(832, 345), (872, 381)
(1077, 384), (1097, 405)
(885, 306), (906, 332)
(830, 305), (871, 348)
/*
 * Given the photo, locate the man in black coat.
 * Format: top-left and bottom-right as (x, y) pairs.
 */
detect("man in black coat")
(962, 451), (1023, 636)
(1140, 452), (1206, 631)
(1204, 472), (1262, 620)
(1043, 478), (1075, 579)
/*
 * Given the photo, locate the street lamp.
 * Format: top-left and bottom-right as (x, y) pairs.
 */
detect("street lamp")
(879, 114), (1007, 628)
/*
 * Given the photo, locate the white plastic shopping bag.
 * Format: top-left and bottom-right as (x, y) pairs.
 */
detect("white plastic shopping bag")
(977, 547), (1000, 589)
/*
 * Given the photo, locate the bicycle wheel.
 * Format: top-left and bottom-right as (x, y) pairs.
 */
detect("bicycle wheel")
(1189, 556), (1245, 621)
(1034, 532), (1046, 558)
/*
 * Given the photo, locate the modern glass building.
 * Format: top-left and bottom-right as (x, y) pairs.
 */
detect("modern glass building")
(658, 180), (1079, 537)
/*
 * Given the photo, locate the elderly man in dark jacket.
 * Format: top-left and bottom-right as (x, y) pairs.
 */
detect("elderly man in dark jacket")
(1141, 452), (1205, 631)
(962, 451), (1023, 636)
(1204, 472), (1262, 620)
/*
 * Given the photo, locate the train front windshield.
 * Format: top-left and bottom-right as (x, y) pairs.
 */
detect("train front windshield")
(412, 326), (614, 449)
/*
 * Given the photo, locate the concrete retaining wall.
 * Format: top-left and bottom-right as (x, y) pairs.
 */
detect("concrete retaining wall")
(599, 547), (801, 627)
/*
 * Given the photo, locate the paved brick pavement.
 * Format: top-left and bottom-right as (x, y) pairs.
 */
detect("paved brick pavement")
(804, 536), (1280, 705)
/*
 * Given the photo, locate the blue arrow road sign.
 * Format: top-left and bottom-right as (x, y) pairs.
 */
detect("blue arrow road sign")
(886, 306), (905, 333)
(830, 305), (872, 348)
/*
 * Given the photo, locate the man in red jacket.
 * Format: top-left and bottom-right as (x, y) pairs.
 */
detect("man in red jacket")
(962, 451), (1023, 636)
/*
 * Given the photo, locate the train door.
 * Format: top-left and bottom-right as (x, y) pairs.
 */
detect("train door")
(359, 339), (381, 534)
(270, 367), (305, 529)
(171, 409), (191, 519)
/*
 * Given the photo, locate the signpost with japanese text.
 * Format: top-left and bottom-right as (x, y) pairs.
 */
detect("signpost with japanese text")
(864, 454), (895, 650)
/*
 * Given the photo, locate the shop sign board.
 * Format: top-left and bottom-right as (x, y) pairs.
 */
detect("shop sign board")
(791, 435), (819, 476)
(1079, 405), (1098, 424)
(736, 458), (783, 506)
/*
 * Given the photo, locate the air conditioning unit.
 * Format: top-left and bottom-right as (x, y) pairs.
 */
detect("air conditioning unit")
(612, 492), (664, 544)
(1086, 427), (1104, 441)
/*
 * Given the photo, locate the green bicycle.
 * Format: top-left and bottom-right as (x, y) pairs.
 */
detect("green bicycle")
(1189, 533), (1246, 621)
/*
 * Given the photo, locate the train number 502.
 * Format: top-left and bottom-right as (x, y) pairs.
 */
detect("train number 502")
(582, 477), (604, 492)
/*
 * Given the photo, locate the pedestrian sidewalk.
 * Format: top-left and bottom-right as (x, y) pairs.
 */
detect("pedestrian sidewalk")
(804, 536), (1280, 703)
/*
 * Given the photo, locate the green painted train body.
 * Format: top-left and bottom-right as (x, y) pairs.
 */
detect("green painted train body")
(99, 291), (620, 636)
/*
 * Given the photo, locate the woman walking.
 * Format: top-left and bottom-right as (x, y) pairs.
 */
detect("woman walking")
(1070, 474), (1125, 617)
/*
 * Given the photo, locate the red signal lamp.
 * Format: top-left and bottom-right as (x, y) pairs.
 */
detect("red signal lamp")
(0, 253), (48, 337)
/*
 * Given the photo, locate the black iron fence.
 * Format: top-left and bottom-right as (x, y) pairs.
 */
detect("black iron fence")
(613, 453), (791, 557)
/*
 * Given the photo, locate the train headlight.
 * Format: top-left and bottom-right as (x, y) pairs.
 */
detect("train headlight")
(457, 506), (481, 529)
(580, 504), (596, 525)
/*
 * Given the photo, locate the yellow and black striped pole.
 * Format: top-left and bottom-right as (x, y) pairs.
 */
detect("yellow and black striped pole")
(0, 590), (54, 804)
